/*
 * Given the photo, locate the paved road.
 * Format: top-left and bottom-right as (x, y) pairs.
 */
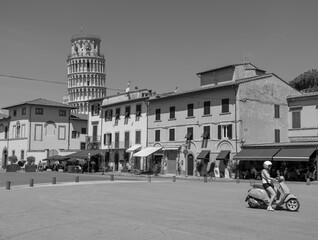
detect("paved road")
(0, 176), (317, 240)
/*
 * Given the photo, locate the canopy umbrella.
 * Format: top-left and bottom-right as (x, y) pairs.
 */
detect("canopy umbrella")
(43, 155), (70, 161)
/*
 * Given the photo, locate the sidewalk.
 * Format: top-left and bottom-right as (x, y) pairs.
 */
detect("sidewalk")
(101, 171), (318, 185)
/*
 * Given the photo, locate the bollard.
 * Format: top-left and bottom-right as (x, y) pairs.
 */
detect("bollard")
(172, 176), (176, 182)
(204, 175), (207, 183)
(306, 178), (310, 186)
(52, 177), (56, 184)
(75, 176), (79, 183)
(110, 174), (114, 181)
(236, 176), (240, 183)
(30, 179), (34, 187)
(148, 175), (151, 182)
(6, 181), (11, 190)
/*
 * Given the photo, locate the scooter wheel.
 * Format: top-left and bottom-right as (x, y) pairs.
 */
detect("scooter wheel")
(286, 198), (300, 211)
(248, 199), (259, 208)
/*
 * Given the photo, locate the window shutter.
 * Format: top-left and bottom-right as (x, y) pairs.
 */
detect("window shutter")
(104, 110), (108, 121)
(218, 125), (222, 139)
(227, 125), (232, 139)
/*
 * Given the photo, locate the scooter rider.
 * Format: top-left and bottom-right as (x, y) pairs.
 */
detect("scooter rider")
(262, 161), (278, 211)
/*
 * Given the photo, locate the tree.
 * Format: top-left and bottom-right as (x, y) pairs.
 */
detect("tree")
(290, 69), (318, 92)
(26, 156), (36, 165)
(8, 155), (18, 165)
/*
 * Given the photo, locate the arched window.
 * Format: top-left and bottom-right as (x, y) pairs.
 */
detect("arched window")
(45, 121), (56, 136)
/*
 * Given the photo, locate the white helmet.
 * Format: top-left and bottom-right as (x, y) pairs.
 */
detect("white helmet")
(263, 161), (272, 169)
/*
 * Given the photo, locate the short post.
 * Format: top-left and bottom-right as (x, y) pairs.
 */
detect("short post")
(172, 176), (176, 182)
(75, 176), (79, 183)
(29, 178), (34, 187)
(52, 177), (56, 184)
(236, 176), (240, 183)
(306, 177), (310, 186)
(6, 181), (11, 190)
(204, 175), (207, 183)
(110, 174), (114, 181)
(148, 175), (151, 182)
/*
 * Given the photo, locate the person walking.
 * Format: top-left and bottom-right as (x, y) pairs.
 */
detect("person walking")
(208, 161), (216, 180)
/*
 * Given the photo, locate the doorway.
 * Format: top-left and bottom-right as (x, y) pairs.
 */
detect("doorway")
(114, 152), (119, 171)
(187, 154), (194, 176)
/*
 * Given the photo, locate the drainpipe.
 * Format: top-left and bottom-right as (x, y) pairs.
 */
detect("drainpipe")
(145, 100), (150, 171)
(28, 105), (32, 151)
(100, 105), (104, 169)
(3, 116), (10, 168)
(68, 109), (71, 150)
(232, 85), (239, 178)
(146, 101), (149, 148)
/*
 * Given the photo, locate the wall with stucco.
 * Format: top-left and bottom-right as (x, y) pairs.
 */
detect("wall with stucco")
(238, 75), (299, 145)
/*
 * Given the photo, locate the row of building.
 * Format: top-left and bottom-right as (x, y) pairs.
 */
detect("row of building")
(1, 62), (317, 179)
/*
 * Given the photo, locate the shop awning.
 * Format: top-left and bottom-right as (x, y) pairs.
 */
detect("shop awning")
(43, 155), (70, 161)
(273, 148), (316, 162)
(163, 146), (180, 151)
(66, 149), (106, 159)
(133, 147), (162, 157)
(233, 148), (281, 161)
(126, 145), (142, 152)
(216, 150), (230, 160)
(197, 150), (210, 159)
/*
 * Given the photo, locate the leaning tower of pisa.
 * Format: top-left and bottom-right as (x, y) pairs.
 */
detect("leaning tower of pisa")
(67, 34), (106, 114)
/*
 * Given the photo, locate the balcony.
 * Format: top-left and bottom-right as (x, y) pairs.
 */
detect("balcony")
(86, 135), (101, 143)
(103, 141), (132, 150)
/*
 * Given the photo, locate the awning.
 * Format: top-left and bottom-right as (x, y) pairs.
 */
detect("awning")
(43, 155), (70, 161)
(185, 132), (193, 139)
(197, 150), (210, 159)
(273, 148), (316, 162)
(233, 148), (281, 161)
(66, 149), (106, 159)
(133, 147), (162, 157)
(126, 145), (142, 152)
(163, 146), (180, 151)
(216, 150), (230, 160)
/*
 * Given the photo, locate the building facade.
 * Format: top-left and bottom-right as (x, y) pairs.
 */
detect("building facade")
(147, 63), (299, 177)
(67, 34), (107, 114)
(86, 89), (153, 171)
(0, 99), (87, 167)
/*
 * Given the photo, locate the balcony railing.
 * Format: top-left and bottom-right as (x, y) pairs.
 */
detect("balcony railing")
(103, 141), (132, 150)
(85, 135), (101, 143)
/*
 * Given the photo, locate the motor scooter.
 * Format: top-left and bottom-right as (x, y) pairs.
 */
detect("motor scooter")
(245, 176), (300, 211)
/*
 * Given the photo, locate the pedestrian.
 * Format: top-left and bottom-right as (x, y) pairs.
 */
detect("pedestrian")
(208, 161), (216, 180)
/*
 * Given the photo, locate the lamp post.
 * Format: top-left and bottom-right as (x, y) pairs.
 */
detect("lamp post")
(88, 152), (90, 174)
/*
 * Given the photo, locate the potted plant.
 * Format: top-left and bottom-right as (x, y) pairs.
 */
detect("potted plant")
(25, 156), (37, 172)
(6, 155), (18, 172)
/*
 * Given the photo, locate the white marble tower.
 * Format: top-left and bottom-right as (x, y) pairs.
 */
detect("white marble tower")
(67, 34), (106, 114)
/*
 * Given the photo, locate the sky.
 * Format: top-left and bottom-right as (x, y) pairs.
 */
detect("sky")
(1, 0), (318, 112)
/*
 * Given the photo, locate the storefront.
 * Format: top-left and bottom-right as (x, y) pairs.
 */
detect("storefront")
(196, 150), (210, 176)
(66, 149), (108, 172)
(133, 146), (162, 172)
(126, 145), (142, 170)
(216, 150), (231, 178)
(233, 144), (317, 181)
